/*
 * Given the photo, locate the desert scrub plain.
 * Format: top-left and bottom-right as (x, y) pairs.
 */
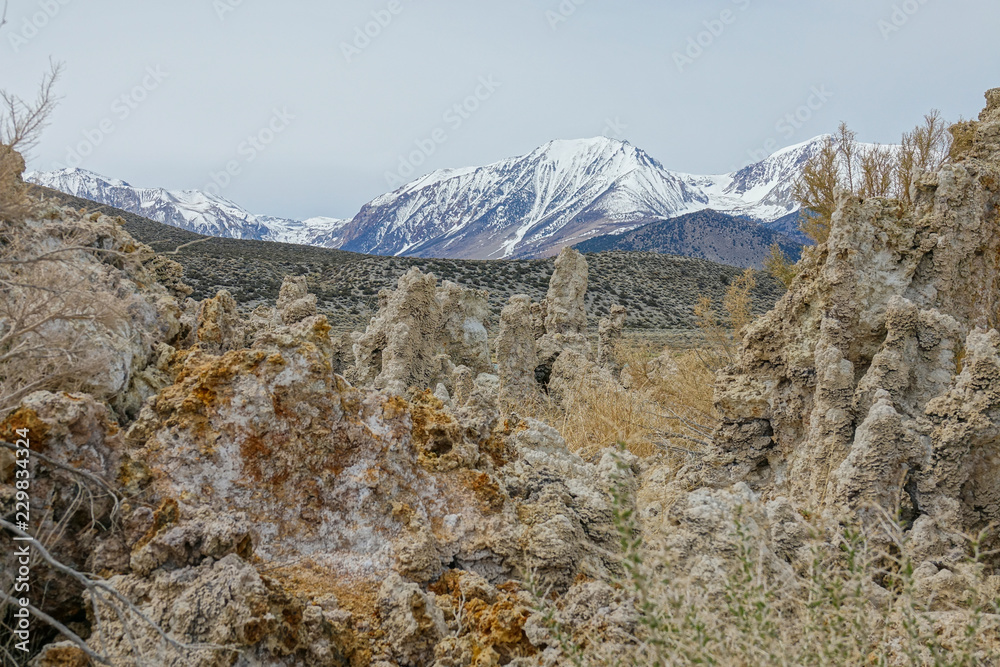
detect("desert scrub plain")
(3, 88), (1000, 667)
(30, 185), (786, 336)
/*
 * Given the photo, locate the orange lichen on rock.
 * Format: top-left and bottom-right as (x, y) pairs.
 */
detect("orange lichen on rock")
(133, 497), (179, 551)
(0, 405), (50, 451)
(430, 570), (537, 662)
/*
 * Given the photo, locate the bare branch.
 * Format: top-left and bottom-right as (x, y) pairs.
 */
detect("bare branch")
(1, 60), (62, 154)
(0, 520), (233, 660)
(0, 591), (110, 664)
(0, 440), (122, 522)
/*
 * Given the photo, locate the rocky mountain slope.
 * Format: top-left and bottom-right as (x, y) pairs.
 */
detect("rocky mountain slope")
(26, 167), (349, 245)
(573, 209), (803, 268)
(28, 135), (827, 261)
(30, 184), (785, 333)
(339, 136), (825, 259)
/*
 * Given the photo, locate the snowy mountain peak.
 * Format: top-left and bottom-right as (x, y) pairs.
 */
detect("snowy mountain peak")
(29, 134), (828, 260)
(338, 135), (826, 259)
(26, 168), (349, 247)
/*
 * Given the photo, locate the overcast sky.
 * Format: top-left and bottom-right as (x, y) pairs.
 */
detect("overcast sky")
(3, 0), (998, 220)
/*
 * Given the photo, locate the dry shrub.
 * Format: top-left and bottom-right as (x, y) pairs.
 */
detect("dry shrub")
(1, 62), (60, 225)
(524, 336), (719, 469)
(0, 64), (128, 416)
(537, 496), (1000, 666)
(0, 221), (125, 414)
(539, 367), (669, 460)
(794, 112), (953, 246)
(763, 242), (798, 288)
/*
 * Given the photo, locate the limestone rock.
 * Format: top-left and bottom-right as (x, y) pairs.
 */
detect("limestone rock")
(196, 289), (246, 354)
(701, 89), (1000, 557)
(496, 295), (539, 410)
(129, 508), (254, 576)
(90, 553), (350, 666)
(548, 349), (617, 408)
(276, 275), (318, 325)
(501, 418), (637, 589)
(377, 573), (448, 666)
(530, 300), (547, 340)
(1, 211), (192, 419)
(31, 642), (91, 667)
(437, 279), (493, 376)
(543, 247), (589, 337)
(524, 580), (637, 656)
(245, 304), (283, 345)
(535, 248), (592, 384)
(353, 268), (490, 395)
(0, 392), (125, 625)
(597, 304), (627, 368)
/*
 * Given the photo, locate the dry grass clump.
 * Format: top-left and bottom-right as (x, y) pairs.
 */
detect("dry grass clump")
(538, 271), (757, 464)
(530, 338), (718, 466)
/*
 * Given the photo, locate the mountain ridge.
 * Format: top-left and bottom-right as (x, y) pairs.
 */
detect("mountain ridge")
(28, 134), (827, 260)
(573, 209), (803, 269)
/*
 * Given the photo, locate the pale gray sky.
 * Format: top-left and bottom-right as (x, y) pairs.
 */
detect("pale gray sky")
(3, 0), (998, 220)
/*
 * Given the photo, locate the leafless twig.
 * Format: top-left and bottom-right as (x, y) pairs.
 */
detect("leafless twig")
(0, 591), (109, 664)
(0, 519), (233, 662)
(0, 440), (122, 523)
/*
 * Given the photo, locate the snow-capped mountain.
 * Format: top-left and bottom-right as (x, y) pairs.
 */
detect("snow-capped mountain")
(684, 137), (828, 223)
(338, 136), (827, 259)
(25, 169), (349, 247)
(28, 135), (828, 260)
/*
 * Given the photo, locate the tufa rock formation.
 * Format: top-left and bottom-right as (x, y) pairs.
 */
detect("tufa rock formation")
(535, 248), (592, 377)
(1, 215), (634, 664)
(597, 304), (627, 368)
(350, 268), (492, 395)
(496, 295), (539, 411)
(701, 88), (1000, 558)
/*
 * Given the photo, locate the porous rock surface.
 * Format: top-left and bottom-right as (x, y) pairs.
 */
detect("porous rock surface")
(535, 248), (592, 373)
(496, 295), (538, 410)
(350, 267), (492, 395)
(632, 90), (1000, 625)
(701, 90), (1000, 544)
(1, 211), (634, 664)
